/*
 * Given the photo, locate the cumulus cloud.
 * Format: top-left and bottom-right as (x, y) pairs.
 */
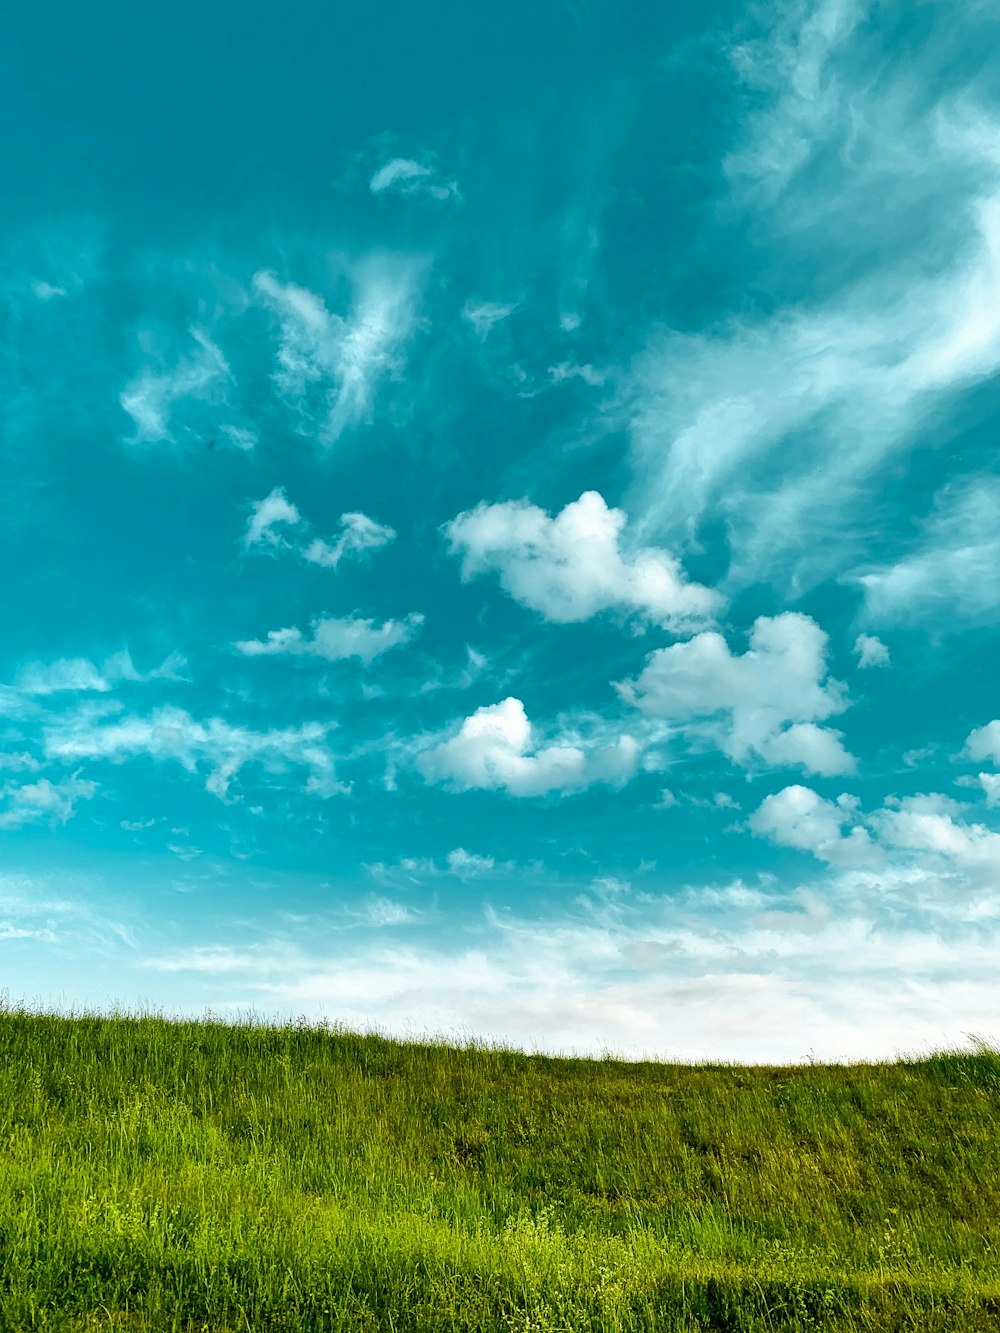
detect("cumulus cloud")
(445, 490), (721, 630)
(120, 327), (230, 444)
(753, 783), (1000, 880)
(418, 696), (640, 797)
(369, 157), (460, 202)
(236, 613), (423, 666)
(750, 785), (879, 867)
(16, 650), (186, 696)
(243, 488), (302, 550)
(253, 260), (421, 445)
(853, 633), (890, 668)
(0, 772), (97, 830)
(966, 720), (1000, 766)
(617, 613), (854, 775)
(870, 794), (1000, 876)
(44, 705), (342, 801)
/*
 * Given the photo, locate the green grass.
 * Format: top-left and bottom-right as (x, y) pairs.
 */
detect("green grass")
(0, 1004), (998, 1331)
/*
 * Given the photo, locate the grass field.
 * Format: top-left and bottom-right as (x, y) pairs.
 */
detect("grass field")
(0, 1004), (998, 1331)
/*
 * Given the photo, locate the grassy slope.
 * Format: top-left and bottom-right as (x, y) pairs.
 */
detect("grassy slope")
(0, 1009), (998, 1331)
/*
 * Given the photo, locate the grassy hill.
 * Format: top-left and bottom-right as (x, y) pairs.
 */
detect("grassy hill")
(0, 1006), (998, 1331)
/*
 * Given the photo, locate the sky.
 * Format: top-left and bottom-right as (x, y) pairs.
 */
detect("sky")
(2, 0), (999, 1063)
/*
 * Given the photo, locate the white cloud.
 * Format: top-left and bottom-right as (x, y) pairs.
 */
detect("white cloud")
(135, 859), (1000, 1064)
(857, 479), (1000, 625)
(369, 157), (461, 202)
(236, 613), (423, 666)
(750, 785), (879, 867)
(32, 281), (67, 301)
(629, 6), (1000, 593)
(253, 260), (421, 445)
(752, 783), (1000, 880)
(870, 794), (1000, 875)
(16, 650), (186, 696)
(418, 696), (640, 797)
(243, 487), (395, 570)
(966, 720), (1000, 766)
(617, 613), (854, 775)
(303, 512), (396, 568)
(220, 424), (257, 451)
(44, 704), (342, 801)
(547, 361), (608, 387)
(978, 774), (1000, 807)
(0, 753), (41, 773)
(446, 848), (495, 878)
(0, 772), (97, 830)
(445, 490), (721, 630)
(854, 633), (890, 668)
(243, 488), (302, 550)
(359, 895), (421, 927)
(461, 300), (518, 340)
(120, 327), (230, 444)
(724, 0), (865, 198)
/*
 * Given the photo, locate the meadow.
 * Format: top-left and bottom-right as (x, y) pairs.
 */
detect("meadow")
(0, 1004), (998, 1331)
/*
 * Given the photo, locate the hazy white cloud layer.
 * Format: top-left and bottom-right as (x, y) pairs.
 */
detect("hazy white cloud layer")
(117, 845), (1000, 1064)
(446, 491), (721, 629)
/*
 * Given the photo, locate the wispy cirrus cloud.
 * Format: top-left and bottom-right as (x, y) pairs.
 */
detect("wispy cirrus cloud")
(43, 704), (343, 801)
(303, 511), (396, 568)
(243, 488), (302, 550)
(243, 487), (396, 570)
(629, 0), (1000, 596)
(253, 258), (424, 445)
(235, 613), (423, 666)
(120, 326), (230, 444)
(16, 650), (187, 696)
(0, 772), (97, 830)
(855, 478), (1000, 625)
(369, 156), (461, 203)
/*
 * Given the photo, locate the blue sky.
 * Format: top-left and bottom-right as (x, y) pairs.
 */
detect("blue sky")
(2, 0), (1000, 1061)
